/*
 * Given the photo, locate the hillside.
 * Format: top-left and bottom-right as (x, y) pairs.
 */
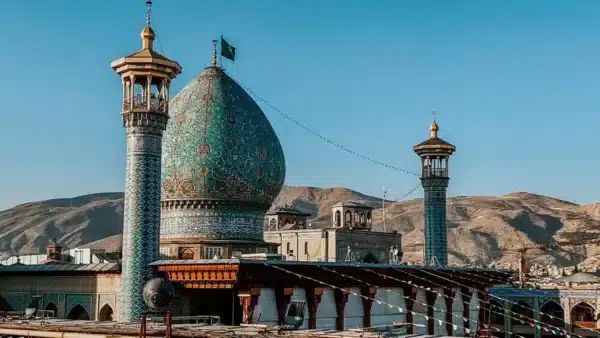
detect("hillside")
(1, 187), (600, 269)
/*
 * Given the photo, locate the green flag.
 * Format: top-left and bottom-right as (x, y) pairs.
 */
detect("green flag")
(221, 36), (236, 61)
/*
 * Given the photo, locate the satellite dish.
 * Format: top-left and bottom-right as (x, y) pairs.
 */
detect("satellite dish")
(143, 278), (175, 310)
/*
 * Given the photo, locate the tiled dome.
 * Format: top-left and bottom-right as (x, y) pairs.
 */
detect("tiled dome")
(160, 66), (285, 241)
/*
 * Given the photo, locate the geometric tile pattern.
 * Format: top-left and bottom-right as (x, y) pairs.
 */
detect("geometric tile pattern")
(161, 208), (265, 240)
(422, 177), (449, 266)
(160, 66), (285, 241)
(119, 133), (162, 322)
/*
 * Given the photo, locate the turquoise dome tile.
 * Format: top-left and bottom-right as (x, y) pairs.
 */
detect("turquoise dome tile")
(161, 66), (286, 209)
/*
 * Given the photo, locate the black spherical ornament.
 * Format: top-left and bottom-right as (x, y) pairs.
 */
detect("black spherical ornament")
(143, 278), (175, 310)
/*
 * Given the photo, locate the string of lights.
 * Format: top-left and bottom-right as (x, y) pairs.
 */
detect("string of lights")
(319, 264), (580, 338)
(317, 265), (486, 331)
(231, 75), (420, 178)
(390, 267), (580, 337)
(264, 261), (534, 338)
(410, 265), (588, 337)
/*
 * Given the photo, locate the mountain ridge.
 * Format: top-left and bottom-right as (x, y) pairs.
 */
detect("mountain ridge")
(1, 186), (599, 269)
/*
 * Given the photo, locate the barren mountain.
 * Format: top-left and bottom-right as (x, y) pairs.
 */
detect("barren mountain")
(1, 187), (599, 269)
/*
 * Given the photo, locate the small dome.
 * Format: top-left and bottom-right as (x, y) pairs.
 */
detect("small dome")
(429, 120), (439, 133)
(161, 66), (286, 210)
(141, 25), (155, 41)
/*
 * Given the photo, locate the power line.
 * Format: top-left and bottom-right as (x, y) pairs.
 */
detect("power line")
(263, 261), (532, 338)
(321, 264), (571, 338)
(409, 265), (588, 337)
(229, 74), (420, 178)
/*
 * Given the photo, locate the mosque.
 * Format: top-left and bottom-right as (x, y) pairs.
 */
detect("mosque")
(0, 2), (512, 336)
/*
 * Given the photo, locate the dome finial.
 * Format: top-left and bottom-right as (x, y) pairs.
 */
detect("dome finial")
(145, 0), (152, 26)
(429, 110), (439, 139)
(140, 0), (155, 50)
(212, 40), (218, 67)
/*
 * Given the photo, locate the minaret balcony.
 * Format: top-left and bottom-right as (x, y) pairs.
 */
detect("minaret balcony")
(422, 168), (448, 178)
(123, 95), (166, 112)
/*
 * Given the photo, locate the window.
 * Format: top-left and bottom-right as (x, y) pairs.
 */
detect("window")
(304, 242), (309, 255)
(159, 248), (170, 260)
(178, 248), (194, 260)
(286, 242), (291, 254)
(204, 246), (223, 259)
(256, 247), (268, 254)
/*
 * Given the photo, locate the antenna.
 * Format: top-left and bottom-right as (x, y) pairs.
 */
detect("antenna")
(382, 186), (387, 232)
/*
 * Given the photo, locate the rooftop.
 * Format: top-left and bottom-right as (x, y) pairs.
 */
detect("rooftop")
(330, 201), (374, 209)
(0, 262), (119, 273)
(0, 319), (469, 338)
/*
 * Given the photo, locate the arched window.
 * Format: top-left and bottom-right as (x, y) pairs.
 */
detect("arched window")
(541, 301), (564, 328)
(571, 302), (595, 327)
(335, 211), (341, 227)
(366, 212), (372, 225)
(44, 302), (58, 318)
(304, 242), (308, 255)
(98, 304), (114, 321)
(286, 242), (291, 254)
(354, 211), (360, 226)
(269, 218), (277, 231)
(489, 300), (504, 325)
(67, 304), (90, 320)
(359, 213), (365, 225)
(344, 210), (352, 227)
(511, 300), (534, 325)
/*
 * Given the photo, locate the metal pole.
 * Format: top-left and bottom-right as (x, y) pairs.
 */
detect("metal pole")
(139, 313), (147, 338)
(165, 311), (172, 338)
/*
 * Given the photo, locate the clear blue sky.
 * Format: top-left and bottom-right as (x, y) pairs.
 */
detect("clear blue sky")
(0, 0), (599, 210)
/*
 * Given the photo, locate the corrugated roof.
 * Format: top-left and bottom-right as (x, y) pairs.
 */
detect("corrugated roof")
(0, 262), (120, 273)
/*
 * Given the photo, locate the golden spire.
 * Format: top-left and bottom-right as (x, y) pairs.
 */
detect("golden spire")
(141, 0), (155, 50)
(429, 110), (439, 139)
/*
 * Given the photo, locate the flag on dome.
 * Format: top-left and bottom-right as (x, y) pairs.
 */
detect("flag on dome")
(221, 36), (236, 61)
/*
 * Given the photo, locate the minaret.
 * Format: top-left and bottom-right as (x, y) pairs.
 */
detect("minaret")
(110, 0), (181, 322)
(413, 114), (456, 266)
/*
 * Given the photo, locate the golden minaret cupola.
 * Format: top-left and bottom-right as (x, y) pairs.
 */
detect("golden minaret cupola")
(110, 0), (181, 118)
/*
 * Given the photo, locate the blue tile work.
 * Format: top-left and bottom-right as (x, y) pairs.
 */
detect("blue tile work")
(160, 66), (285, 241)
(422, 177), (449, 266)
(119, 131), (165, 322)
(161, 208), (265, 240)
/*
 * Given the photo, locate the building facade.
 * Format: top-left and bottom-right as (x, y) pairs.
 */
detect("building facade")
(265, 203), (402, 263)
(0, 263), (120, 321)
(413, 118), (456, 267)
(488, 273), (600, 338)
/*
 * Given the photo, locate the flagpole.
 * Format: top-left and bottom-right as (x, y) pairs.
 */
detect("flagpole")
(219, 35), (224, 70)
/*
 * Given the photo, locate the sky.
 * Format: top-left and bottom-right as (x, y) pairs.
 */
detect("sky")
(0, 0), (599, 210)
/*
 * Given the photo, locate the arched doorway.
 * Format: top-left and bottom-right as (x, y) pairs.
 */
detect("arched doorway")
(541, 301), (564, 338)
(45, 302), (58, 317)
(67, 304), (90, 320)
(571, 302), (595, 328)
(511, 300), (534, 325)
(98, 304), (114, 321)
(335, 211), (341, 227)
(489, 300), (504, 326)
(344, 210), (352, 227)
